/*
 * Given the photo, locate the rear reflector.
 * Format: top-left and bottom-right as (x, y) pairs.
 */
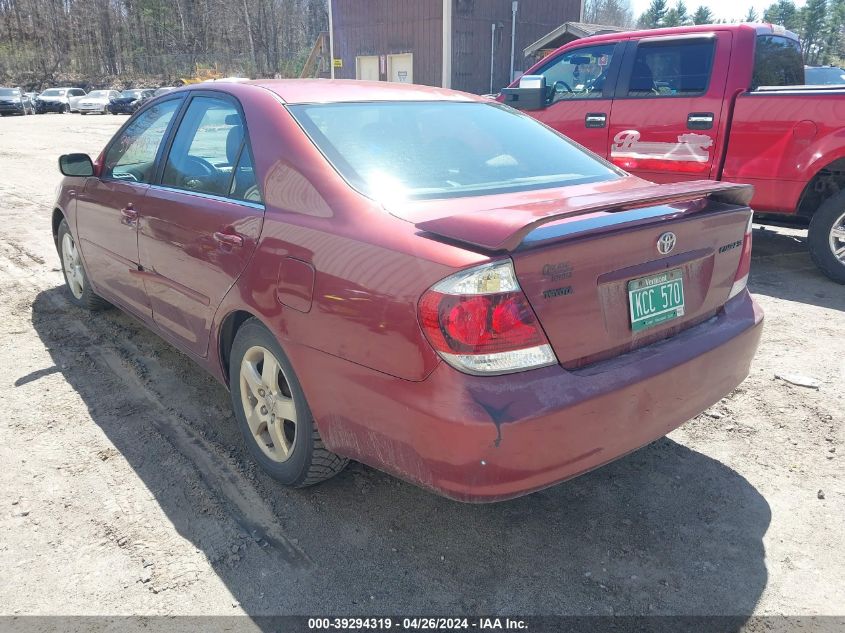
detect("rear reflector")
(419, 260), (557, 375)
(728, 215), (753, 299)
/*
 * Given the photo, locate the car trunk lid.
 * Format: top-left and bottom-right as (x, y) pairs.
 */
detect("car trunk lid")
(408, 180), (753, 369)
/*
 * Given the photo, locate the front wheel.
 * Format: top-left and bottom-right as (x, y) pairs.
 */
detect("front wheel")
(229, 319), (348, 487)
(808, 192), (845, 284)
(57, 219), (110, 310)
(61, 104), (69, 114)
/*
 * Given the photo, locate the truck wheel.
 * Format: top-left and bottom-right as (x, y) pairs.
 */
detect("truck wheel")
(57, 219), (111, 310)
(809, 192), (845, 284)
(229, 318), (348, 487)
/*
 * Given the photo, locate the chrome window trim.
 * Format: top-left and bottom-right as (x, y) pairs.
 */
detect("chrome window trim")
(150, 184), (265, 210)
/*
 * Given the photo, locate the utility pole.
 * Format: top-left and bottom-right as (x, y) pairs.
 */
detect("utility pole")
(328, 0), (335, 79)
(509, 1), (518, 84)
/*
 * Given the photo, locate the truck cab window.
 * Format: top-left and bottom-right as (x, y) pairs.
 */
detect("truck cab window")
(751, 35), (804, 89)
(627, 40), (715, 97)
(536, 44), (615, 102)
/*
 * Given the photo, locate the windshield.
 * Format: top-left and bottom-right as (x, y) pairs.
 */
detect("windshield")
(120, 90), (142, 98)
(805, 67), (845, 85)
(87, 91), (111, 98)
(0, 88), (21, 97)
(41, 89), (66, 96)
(289, 101), (620, 201)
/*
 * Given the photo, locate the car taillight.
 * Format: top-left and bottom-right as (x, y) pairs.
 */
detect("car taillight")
(728, 214), (753, 299)
(418, 260), (557, 375)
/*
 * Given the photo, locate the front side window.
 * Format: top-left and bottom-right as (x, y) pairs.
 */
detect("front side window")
(752, 35), (804, 88)
(289, 101), (620, 201)
(162, 96), (247, 197)
(537, 44), (616, 102)
(627, 39), (715, 97)
(103, 99), (181, 183)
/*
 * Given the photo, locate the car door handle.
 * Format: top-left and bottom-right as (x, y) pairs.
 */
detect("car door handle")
(585, 112), (607, 128)
(213, 231), (244, 248)
(687, 112), (714, 130)
(120, 204), (138, 224)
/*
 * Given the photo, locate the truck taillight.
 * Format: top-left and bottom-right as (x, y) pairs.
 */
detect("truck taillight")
(418, 260), (557, 375)
(728, 214), (753, 299)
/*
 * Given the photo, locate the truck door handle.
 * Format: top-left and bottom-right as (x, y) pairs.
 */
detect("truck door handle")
(687, 112), (714, 130)
(585, 112), (607, 128)
(213, 231), (244, 248)
(120, 203), (138, 225)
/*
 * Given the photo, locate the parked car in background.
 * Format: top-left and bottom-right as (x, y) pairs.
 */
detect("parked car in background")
(107, 89), (155, 114)
(805, 65), (845, 85)
(35, 87), (86, 113)
(51, 80), (763, 502)
(0, 87), (34, 115)
(77, 90), (120, 114)
(502, 23), (845, 283)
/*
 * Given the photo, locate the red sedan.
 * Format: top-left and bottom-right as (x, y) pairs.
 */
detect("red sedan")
(53, 80), (763, 502)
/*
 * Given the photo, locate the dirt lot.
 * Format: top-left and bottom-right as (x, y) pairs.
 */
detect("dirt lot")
(0, 114), (843, 622)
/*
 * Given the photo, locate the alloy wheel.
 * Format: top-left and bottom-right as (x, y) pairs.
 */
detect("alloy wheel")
(830, 210), (845, 263)
(239, 345), (298, 463)
(61, 232), (84, 299)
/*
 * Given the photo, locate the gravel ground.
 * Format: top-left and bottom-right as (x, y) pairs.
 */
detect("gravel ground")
(0, 113), (842, 622)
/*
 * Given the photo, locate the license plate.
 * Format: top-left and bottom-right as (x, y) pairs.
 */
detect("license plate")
(628, 269), (685, 332)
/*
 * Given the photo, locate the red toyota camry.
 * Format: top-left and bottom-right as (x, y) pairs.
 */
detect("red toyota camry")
(53, 80), (763, 502)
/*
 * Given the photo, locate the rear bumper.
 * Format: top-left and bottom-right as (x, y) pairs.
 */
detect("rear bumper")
(293, 291), (763, 502)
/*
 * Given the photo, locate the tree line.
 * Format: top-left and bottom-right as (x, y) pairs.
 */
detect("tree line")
(0, 0), (328, 87)
(589, 0), (844, 64)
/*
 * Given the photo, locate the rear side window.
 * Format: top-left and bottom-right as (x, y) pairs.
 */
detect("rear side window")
(162, 96), (248, 197)
(751, 35), (804, 89)
(627, 39), (715, 97)
(103, 99), (181, 183)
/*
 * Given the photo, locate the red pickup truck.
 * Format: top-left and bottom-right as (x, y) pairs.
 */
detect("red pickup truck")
(502, 23), (845, 283)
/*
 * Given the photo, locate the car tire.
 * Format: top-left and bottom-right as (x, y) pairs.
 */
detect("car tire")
(229, 318), (348, 487)
(57, 219), (111, 310)
(60, 104), (69, 114)
(808, 191), (845, 284)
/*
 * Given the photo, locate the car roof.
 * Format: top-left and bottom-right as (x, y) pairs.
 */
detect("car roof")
(246, 79), (484, 105)
(555, 22), (799, 47)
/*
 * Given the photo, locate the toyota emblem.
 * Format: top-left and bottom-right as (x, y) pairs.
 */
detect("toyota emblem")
(657, 232), (676, 255)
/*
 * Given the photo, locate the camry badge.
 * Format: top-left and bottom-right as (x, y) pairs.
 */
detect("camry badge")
(657, 232), (677, 255)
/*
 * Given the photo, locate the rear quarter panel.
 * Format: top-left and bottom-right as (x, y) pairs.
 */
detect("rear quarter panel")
(722, 92), (845, 214)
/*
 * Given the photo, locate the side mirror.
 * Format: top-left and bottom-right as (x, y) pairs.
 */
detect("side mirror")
(501, 74), (547, 111)
(59, 153), (94, 177)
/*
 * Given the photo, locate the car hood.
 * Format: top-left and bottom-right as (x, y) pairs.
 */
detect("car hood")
(38, 96), (67, 102)
(79, 97), (110, 105)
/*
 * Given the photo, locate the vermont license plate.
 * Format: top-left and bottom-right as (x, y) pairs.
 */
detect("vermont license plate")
(628, 269), (685, 332)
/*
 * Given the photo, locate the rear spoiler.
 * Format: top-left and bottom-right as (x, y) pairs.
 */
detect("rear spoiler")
(415, 180), (753, 252)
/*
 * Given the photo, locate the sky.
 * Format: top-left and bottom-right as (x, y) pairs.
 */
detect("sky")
(629, 0), (806, 23)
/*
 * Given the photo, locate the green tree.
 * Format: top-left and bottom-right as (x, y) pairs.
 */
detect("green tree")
(745, 7), (760, 21)
(663, 0), (690, 25)
(821, 0), (845, 63)
(692, 5), (714, 23)
(763, 0), (800, 30)
(637, 0), (668, 27)
(800, 0), (829, 63)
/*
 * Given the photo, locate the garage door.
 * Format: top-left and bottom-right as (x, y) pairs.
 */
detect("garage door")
(387, 53), (413, 83)
(356, 56), (379, 81)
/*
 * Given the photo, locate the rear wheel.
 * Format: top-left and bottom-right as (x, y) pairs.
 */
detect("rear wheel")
(229, 319), (348, 487)
(808, 191), (845, 284)
(57, 219), (110, 310)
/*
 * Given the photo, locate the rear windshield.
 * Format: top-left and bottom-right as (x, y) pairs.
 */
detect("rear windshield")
(41, 89), (66, 96)
(288, 101), (620, 201)
(805, 67), (845, 85)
